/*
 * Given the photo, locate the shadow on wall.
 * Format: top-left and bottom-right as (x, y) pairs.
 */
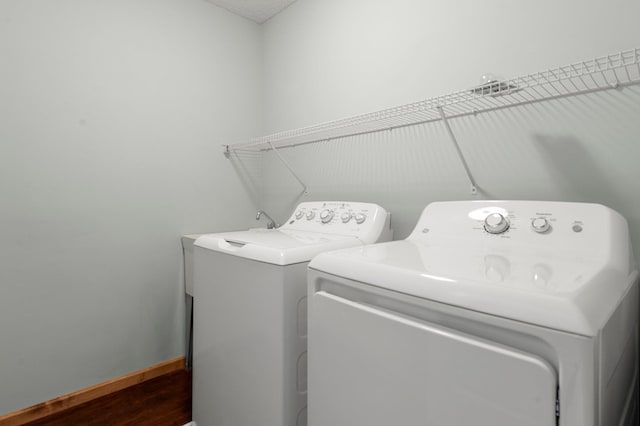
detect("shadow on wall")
(532, 134), (620, 202)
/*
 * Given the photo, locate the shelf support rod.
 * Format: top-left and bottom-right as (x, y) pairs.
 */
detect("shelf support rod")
(267, 141), (308, 194)
(437, 106), (478, 195)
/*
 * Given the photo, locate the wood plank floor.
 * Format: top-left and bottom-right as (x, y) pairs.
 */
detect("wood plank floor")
(23, 369), (192, 426)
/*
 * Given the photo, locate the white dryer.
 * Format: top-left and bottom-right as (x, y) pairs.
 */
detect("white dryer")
(192, 201), (392, 426)
(307, 201), (638, 426)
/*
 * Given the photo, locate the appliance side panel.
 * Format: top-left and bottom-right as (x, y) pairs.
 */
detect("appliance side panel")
(599, 278), (639, 426)
(193, 248), (286, 426)
(282, 263), (311, 426)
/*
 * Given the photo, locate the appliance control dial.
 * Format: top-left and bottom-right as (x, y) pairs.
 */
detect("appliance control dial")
(484, 213), (510, 234)
(295, 210), (304, 220)
(341, 212), (352, 223)
(320, 209), (334, 223)
(531, 217), (550, 233)
(306, 211), (315, 220)
(355, 213), (367, 224)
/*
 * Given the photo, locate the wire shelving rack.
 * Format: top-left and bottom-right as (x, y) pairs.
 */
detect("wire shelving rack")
(224, 48), (640, 194)
(225, 48), (640, 153)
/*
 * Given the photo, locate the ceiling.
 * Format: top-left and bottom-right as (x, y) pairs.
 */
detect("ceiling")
(205, 0), (298, 24)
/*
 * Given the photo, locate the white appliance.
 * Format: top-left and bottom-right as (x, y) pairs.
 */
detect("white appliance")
(307, 200), (638, 426)
(192, 201), (392, 426)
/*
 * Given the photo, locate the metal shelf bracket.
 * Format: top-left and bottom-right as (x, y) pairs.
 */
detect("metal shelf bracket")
(437, 106), (478, 195)
(267, 141), (308, 194)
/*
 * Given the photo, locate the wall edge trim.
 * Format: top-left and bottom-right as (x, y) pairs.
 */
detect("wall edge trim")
(0, 356), (186, 425)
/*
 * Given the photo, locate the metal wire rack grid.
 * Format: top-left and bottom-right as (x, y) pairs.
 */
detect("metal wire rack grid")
(225, 48), (640, 153)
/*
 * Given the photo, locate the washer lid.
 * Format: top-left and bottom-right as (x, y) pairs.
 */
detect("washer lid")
(310, 240), (636, 336)
(195, 228), (361, 265)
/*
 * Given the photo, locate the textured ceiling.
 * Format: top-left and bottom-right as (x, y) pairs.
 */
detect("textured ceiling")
(205, 0), (298, 24)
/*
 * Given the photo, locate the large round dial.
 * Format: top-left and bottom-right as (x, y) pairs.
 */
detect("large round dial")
(320, 209), (334, 223)
(484, 213), (510, 234)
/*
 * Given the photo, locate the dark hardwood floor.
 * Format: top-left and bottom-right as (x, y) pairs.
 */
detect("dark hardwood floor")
(24, 369), (192, 426)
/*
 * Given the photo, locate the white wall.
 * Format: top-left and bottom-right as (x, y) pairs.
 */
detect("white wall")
(263, 0), (640, 131)
(259, 0), (640, 256)
(0, 0), (261, 415)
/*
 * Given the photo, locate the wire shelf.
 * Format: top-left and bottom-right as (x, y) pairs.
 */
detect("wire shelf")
(225, 48), (640, 153)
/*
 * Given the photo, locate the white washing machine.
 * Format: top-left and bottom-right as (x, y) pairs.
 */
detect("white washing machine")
(192, 201), (392, 426)
(307, 200), (638, 426)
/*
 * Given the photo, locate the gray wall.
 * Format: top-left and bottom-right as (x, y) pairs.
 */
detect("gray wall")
(258, 0), (640, 260)
(0, 0), (261, 415)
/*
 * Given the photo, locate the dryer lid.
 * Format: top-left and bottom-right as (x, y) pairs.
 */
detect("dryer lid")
(309, 200), (637, 336)
(310, 240), (636, 336)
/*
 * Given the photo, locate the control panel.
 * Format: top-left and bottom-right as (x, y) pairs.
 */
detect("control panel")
(281, 201), (391, 243)
(480, 210), (554, 236)
(408, 200), (628, 261)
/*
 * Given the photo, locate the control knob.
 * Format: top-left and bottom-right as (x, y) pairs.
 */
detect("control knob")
(320, 209), (334, 224)
(354, 213), (367, 224)
(341, 212), (352, 223)
(531, 217), (550, 233)
(295, 210), (304, 220)
(306, 211), (315, 220)
(484, 213), (509, 234)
